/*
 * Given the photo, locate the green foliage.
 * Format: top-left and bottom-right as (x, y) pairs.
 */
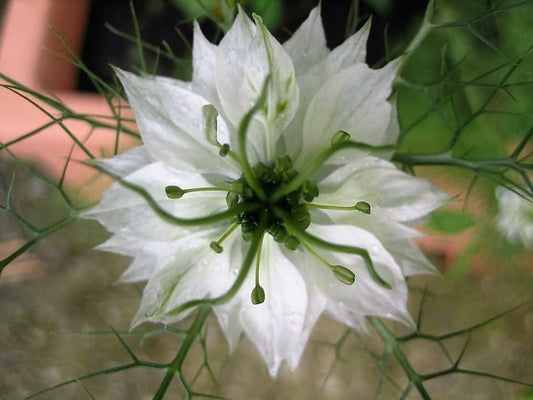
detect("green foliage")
(426, 209), (476, 234)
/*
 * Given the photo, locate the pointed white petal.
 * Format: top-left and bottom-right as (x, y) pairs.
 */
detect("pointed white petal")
(297, 60), (400, 168)
(96, 146), (152, 178)
(192, 21), (220, 107)
(240, 237), (308, 376)
(316, 156), (448, 222)
(214, 303), (243, 352)
(96, 235), (168, 282)
(281, 248), (327, 369)
(384, 238), (438, 276)
(216, 9), (299, 163)
(322, 18), (371, 76)
(133, 226), (240, 326)
(83, 162), (228, 240)
(283, 6), (328, 76)
(282, 20), (373, 160)
(305, 224), (414, 328)
(115, 69), (240, 177)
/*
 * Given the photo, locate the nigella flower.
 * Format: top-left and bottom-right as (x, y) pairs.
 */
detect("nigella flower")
(84, 6), (447, 376)
(495, 187), (533, 249)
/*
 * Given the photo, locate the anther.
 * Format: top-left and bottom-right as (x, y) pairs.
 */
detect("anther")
(332, 265), (356, 285)
(331, 130), (351, 146)
(354, 201), (371, 215)
(226, 192), (239, 208)
(219, 143), (230, 156)
(165, 185), (184, 199)
(251, 285), (266, 304)
(209, 242), (223, 253)
(302, 180), (319, 202)
(202, 104), (219, 145)
(284, 235), (300, 250)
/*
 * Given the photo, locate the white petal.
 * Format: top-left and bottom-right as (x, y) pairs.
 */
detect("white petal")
(216, 8), (299, 163)
(154, 75), (192, 91)
(321, 18), (371, 76)
(83, 162), (228, 240)
(192, 21), (220, 107)
(384, 238), (438, 276)
(283, 6), (328, 76)
(316, 156), (448, 222)
(115, 69), (240, 177)
(133, 226), (240, 326)
(305, 224), (414, 328)
(214, 302), (243, 352)
(309, 207), (436, 276)
(96, 146), (152, 178)
(282, 20), (373, 161)
(298, 60), (401, 168)
(281, 248), (327, 369)
(240, 237), (308, 376)
(96, 235), (168, 282)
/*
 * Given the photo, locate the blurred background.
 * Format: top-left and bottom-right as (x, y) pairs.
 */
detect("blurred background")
(1, 0), (532, 398)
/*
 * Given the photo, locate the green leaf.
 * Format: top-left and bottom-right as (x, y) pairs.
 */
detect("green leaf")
(426, 209), (475, 234)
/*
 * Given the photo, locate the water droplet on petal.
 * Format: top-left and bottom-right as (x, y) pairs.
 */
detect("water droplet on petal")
(370, 244), (381, 256)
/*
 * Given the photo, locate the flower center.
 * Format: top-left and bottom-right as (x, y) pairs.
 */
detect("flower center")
(229, 155), (318, 250)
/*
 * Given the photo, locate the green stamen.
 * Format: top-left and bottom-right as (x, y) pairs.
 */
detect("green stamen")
(332, 265), (356, 285)
(219, 143), (230, 157)
(355, 201), (371, 214)
(330, 130), (351, 146)
(252, 234), (266, 305)
(307, 201), (372, 214)
(165, 185), (229, 199)
(201, 104), (242, 165)
(209, 223), (239, 253)
(275, 207), (391, 289)
(301, 240), (355, 285)
(165, 185), (184, 199)
(251, 285), (266, 305)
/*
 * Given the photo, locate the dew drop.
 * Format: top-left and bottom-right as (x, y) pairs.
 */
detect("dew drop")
(370, 244), (381, 256)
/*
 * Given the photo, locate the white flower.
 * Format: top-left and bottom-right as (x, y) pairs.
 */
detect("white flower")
(495, 187), (533, 248)
(84, 6), (447, 376)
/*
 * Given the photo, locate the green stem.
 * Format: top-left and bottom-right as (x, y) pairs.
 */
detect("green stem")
(368, 317), (431, 400)
(0, 216), (75, 275)
(153, 306), (211, 400)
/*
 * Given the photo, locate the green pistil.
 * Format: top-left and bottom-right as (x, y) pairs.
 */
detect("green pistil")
(232, 156), (315, 250)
